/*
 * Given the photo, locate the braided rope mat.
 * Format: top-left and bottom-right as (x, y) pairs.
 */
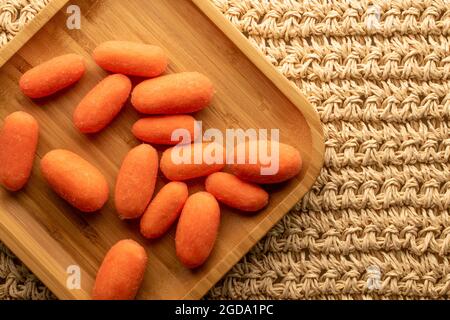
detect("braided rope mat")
(1, 0), (450, 299)
(0, 0), (49, 48)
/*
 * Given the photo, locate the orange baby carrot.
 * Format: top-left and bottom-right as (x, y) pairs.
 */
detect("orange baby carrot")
(175, 192), (220, 268)
(205, 172), (269, 212)
(19, 54), (85, 98)
(92, 239), (147, 300)
(131, 72), (214, 114)
(40, 149), (109, 212)
(160, 142), (225, 181)
(132, 115), (199, 145)
(93, 41), (168, 78)
(230, 140), (302, 184)
(73, 74), (132, 133)
(0, 112), (39, 191)
(140, 181), (188, 239)
(115, 144), (158, 219)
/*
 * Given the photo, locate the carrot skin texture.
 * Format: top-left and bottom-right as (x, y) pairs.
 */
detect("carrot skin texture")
(19, 54), (85, 98)
(131, 72), (214, 114)
(92, 239), (147, 300)
(160, 142), (225, 181)
(40, 149), (109, 212)
(230, 141), (302, 184)
(132, 115), (199, 145)
(205, 172), (269, 212)
(0, 112), (39, 191)
(140, 182), (188, 239)
(93, 41), (168, 78)
(73, 74), (132, 133)
(175, 192), (220, 268)
(115, 144), (158, 219)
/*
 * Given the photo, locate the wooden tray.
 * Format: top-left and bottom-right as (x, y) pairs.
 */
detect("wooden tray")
(0, 0), (324, 299)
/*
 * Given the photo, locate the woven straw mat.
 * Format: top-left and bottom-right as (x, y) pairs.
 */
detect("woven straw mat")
(1, 0), (450, 300)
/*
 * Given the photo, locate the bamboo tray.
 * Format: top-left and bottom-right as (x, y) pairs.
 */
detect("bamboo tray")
(0, 0), (324, 299)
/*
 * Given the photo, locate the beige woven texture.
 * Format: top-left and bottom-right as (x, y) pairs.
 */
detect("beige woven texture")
(1, 0), (450, 299)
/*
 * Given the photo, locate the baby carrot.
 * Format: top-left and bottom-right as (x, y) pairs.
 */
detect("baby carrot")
(73, 74), (131, 133)
(93, 41), (167, 78)
(40, 149), (109, 212)
(140, 181), (188, 239)
(205, 172), (269, 212)
(160, 142), (225, 181)
(230, 140), (302, 184)
(175, 192), (220, 268)
(132, 115), (199, 145)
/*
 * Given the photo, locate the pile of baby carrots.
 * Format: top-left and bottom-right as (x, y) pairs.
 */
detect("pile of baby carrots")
(0, 41), (302, 300)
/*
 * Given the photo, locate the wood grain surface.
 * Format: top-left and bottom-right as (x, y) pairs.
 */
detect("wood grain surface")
(0, 0), (324, 299)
